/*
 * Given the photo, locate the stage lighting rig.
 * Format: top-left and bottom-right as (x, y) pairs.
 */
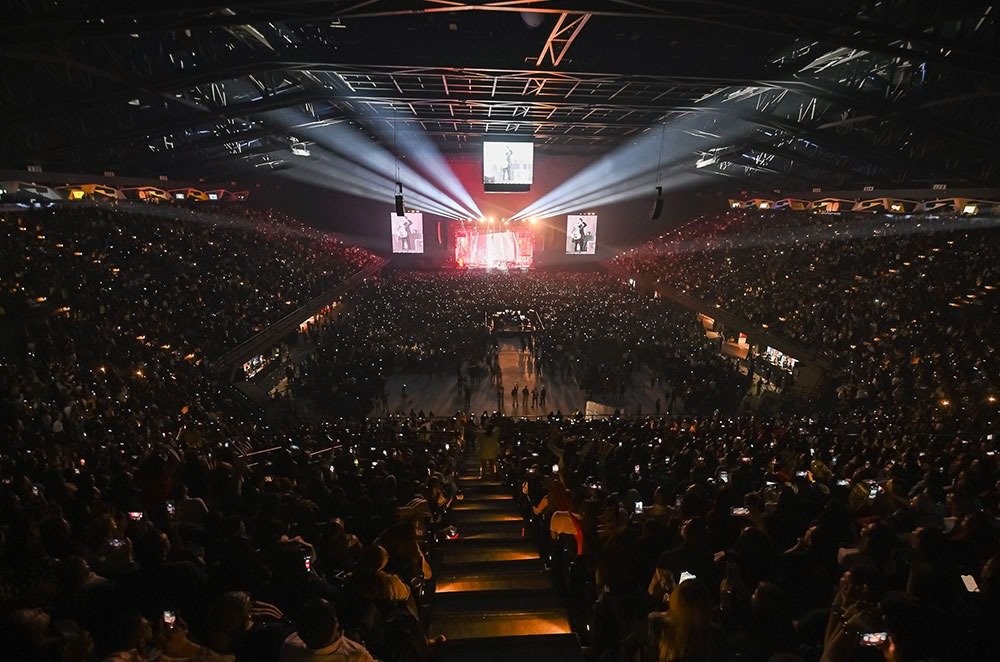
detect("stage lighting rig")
(391, 105), (405, 216)
(394, 181), (405, 216)
(650, 186), (663, 220)
(651, 123), (666, 220)
(289, 137), (310, 157)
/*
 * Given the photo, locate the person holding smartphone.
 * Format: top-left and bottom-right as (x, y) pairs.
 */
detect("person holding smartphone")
(822, 566), (886, 661)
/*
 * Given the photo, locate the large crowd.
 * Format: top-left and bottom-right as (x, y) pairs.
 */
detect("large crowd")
(293, 271), (746, 418)
(1, 203), (377, 358)
(613, 210), (998, 425)
(0, 203), (997, 662)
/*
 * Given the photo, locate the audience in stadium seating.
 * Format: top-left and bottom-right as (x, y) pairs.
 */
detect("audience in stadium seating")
(293, 271), (747, 418)
(615, 210), (997, 422)
(1, 203), (377, 356)
(1, 203), (997, 662)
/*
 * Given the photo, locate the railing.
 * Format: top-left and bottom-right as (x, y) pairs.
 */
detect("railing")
(216, 258), (387, 380)
(624, 274), (834, 371)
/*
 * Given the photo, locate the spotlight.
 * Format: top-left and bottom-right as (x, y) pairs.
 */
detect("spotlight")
(529, 217), (538, 224)
(478, 216), (486, 223)
(289, 136), (310, 157)
(394, 181), (404, 216)
(650, 186), (663, 220)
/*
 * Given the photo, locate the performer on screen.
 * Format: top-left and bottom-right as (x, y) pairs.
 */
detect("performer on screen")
(571, 219), (588, 252)
(502, 146), (513, 182)
(396, 217), (412, 251)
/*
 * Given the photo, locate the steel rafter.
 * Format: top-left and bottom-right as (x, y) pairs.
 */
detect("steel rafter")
(3, 1), (998, 80)
(2, 0), (999, 189)
(2, 56), (756, 127)
(535, 12), (591, 67)
(785, 77), (1000, 159)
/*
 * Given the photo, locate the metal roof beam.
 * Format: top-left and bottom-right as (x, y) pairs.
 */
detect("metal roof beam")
(14, 91), (323, 161)
(785, 77), (1000, 158)
(684, 104), (986, 185)
(535, 12), (592, 68)
(3, 1), (997, 81)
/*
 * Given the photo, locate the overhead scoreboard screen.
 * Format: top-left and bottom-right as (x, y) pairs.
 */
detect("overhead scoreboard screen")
(566, 214), (597, 254)
(389, 212), (424, 253)
(483, 136), (533, 192)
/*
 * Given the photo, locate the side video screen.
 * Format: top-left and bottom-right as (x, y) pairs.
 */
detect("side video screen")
(565, 214), (597, 254)
(390, 212), (423, 253)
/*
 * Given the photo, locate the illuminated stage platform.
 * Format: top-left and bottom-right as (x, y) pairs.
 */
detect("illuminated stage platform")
(451, 222), (535, 270)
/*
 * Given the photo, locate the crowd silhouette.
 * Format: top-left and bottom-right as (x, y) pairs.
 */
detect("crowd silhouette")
(0, 204), (996, 662)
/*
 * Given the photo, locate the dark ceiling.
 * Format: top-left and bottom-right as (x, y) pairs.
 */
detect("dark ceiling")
(1, 0), (999, 191)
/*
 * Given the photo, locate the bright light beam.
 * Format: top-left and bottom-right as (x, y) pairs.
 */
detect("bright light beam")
(525, 174), (657, 218)
(527, 168), (702, 219)
(511, 113), (749, 221)
(511, 127), (667, 220)
(269, 107), (470, 218)
(287, 157), (465, 219)
(353, 101), (483, 219)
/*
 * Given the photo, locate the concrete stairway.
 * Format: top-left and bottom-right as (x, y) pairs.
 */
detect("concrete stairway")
(428, 455), (581, 661)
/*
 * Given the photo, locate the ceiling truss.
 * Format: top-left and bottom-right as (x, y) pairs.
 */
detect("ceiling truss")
(0, 0), (998, 189)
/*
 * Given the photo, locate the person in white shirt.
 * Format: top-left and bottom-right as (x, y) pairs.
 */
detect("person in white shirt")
(279, 598), (374, 662)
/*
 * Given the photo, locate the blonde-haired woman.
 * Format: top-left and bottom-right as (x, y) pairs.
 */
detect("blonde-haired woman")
(648, 578), (725, 662)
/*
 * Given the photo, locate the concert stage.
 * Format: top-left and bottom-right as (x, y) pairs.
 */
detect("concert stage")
(451, 222), (535, 270)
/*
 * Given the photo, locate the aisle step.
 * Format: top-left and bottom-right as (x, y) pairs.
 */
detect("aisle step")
(432, 634), (581, 662)
(436, 567), (553, 594)
(458, 476), (510, 494)
(429, 608), (572, 640)
(450, 510), (521, 525)
(429, 448), (581, 661)
(447, 529), (524, 542)
(434, 588), (563, 613)
(452, 499), (515, 512)
(441, 541), (539, 565)
(436, 557), (542, 575)
(450, 519), (523, 539)
(454, 493), (513, 502)
(457, 484), (509, 497)
(458, 476), (502, 485)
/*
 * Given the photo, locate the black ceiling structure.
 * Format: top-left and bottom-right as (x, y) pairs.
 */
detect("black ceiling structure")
(1, 0), (999, 190)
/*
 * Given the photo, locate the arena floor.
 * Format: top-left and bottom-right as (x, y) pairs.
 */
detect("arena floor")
(380, 339), (674, 418)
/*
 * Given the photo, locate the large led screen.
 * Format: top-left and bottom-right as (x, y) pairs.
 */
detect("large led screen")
(565, 214), (598, 254)
(483, 137), (533, 192)
(390, 212), (424, 253)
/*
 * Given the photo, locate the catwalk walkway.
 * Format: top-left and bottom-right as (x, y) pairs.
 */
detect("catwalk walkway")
(429, 453), (582, 661)
(382, 339), (675, 418)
